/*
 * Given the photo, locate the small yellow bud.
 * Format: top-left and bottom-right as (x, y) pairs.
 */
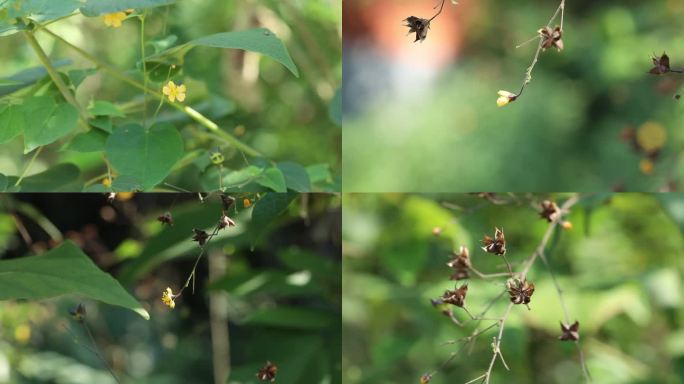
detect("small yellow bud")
(243, 198), (251, 208)
(496, 90), (517, 107)
(561, 221), (573, 230)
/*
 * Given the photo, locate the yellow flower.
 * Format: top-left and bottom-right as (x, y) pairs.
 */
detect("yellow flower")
(243, 198), (251, 208)
(102, 177), (112, 187)
(496, 90), (518, 107)
(102, 12), (127, 28)
(162, 81), (186, 103)
(161, 287), (177, 309)
(639, 159), (654, 175)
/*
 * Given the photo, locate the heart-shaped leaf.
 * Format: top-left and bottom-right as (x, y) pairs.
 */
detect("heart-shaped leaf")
(22, 96), (79, 153)
(105, 123), (184, 190)
(256, 167), (287, 192)
(0, 241), (149, 319)
(277, 161), (311, 192)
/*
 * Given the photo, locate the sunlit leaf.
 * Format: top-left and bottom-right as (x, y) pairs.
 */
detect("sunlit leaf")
(0, 240), (149, 319)
(22, 96), (79, 153)
(105, 123), (184, 191)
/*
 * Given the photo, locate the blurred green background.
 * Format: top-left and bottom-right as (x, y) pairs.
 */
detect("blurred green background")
(342, 193), (684, 383)
(0, 0), (341, 191)
(343, 0), (684, 191)
(0, 193), (341, 383)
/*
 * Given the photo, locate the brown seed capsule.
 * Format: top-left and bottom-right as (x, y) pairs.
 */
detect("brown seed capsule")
(649, 53), (671, 75)
(539, 26), (563, 51)
(420, 373), (433, 384)
(481, 227), (506, 255)
(256, 361), (278, 382)
(157, 212), (174, 226)
(447, 246), (471, 280)
(559, 321), (580, 341)
(441, 283), (468, 307)
(540, 200), (561, 222)
(192, 229), (209, 246)
(506, 278), (535, 307)
(220, 193), (235, 211)
(218, 214), (236, 230)
(403, 16), (431, 43)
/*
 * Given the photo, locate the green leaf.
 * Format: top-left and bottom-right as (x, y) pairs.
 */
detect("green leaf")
(0, 241), (149, 319)
(657, 193), (684, 233)
(105, 123), (184, 191)
(0, 60), (70, 96)
(88, 100), (125, 118)
(0, 173), (7, 191)
(22, 96), (79, 153)
(256, 167), (287, 192)
(80, 0), (175, 17)
(7, 163), (81, 192)
(306, 164), (332, 184)
(67, 68), (97, 89)
(148, 28), (299, 77)
(111, 175), (143, 191)
(223, 165), (263, 187)
(0, 104), (23, 144)
(5, 0), (81, 22)
(250, 192), (297, 246)
(62, 130), (108, 152)
(329, 86), (341, 127)
(277, 161), (311, 192)
(89, 116), (113, 133)
(192, 29), (298, 77)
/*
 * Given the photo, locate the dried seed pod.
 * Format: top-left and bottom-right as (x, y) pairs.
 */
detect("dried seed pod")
(192, 229), (209, 246)
(420, 373), (433, 384)
(256, 361), (278, 382)
(218, 214), (236, 230)
(440, 283), (468, 307)
(559, 321), (580, 341)
(157, 212), (174, 226)
(447, 246), (470, 280)
(539, 200), (561, 222)
(506, 278), (535, 307)
(539, 26), (563, 51)
(649, 53), (671, 75)
(220, 194), (235, 211)
(403, 16), (431, 42)
(481, 227), (506, 255)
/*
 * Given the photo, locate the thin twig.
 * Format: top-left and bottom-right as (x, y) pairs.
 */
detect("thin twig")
(429, 0), (447, 22)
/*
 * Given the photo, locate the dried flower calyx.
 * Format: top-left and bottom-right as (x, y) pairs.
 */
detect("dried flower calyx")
(649, 53), (671, 75)
(440, 283), (468, 307)
(559, 320), (580, 341)
(218, 214), (236, 230)
(220, 194), (235, 211)
(157, 212), (174, 225)
(256, 361), (278, 382)
(506, 278), (535, 307)
(192, 229), (209, 246)
(539, 26), (563, 51)
(404, 16), (431, 43)
(481, 227), (506, 255)
(69, 303), (87, 322)
(447, 246), (471, 280)
(420, 373), (433, 384)
(539, 200), (561, 222)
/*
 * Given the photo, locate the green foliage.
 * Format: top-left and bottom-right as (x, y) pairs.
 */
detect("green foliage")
(0, 240), (149, 319)
(0, 0), (341, 192)
(105, 123), (184, 190)
(342, 193), (684, 384)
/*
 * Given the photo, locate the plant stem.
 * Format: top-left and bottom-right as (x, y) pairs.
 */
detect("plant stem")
(22, 31), (89, 124)
(140, 11), (148, 126)
(82, 322), (122, 384)
(14, 146), (43, 187)
(40, 27), (264, 158)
